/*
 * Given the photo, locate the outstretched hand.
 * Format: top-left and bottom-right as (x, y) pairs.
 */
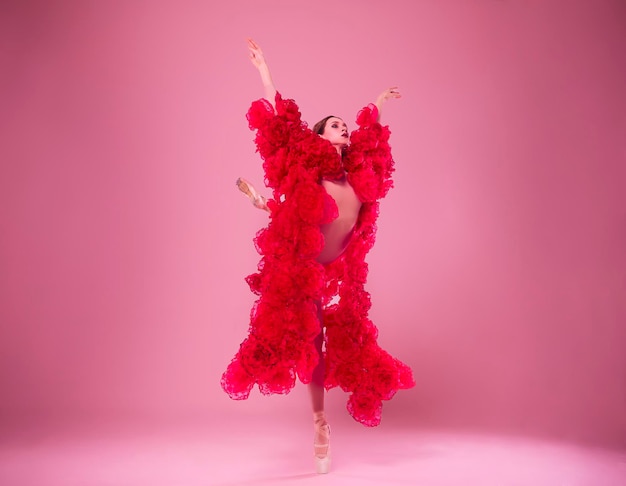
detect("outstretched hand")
(247, 38), (267, 70)
(246, 38), (277, 107)
(375, 87), (401, 122)
(375, 87), (401, 115)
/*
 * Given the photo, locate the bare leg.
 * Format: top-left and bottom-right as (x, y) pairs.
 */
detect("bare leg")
(309, 328), (325, 413)
(309, 302), (330, 473)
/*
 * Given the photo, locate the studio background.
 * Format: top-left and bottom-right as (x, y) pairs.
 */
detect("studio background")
(1, 0), (624, 449)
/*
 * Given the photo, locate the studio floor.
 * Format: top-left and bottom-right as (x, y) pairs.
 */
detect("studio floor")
(1, 413), (624, 486)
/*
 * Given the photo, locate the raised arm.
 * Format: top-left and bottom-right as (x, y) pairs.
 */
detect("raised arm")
(374, 87), (401, 122)
(345, 88), (401, 202)
(247, 38), (277, 111)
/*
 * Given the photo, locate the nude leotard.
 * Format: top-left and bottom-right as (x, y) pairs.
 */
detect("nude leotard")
(237, 175), (361, 265)
(317, 174), (362, 265)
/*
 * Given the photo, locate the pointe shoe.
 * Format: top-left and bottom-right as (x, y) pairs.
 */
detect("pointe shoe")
(236, 177), (270, 212)
(313, 418), (331, 474)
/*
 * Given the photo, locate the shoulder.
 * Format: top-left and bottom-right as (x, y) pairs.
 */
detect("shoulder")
(247, 92), (306, 130)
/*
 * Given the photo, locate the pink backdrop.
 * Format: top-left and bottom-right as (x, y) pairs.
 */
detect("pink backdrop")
(1, 0), (624, 448)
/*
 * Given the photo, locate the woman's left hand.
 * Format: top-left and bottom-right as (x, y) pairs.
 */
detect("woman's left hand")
(377, 87), (401, 104)
(375, 87), (401, 121)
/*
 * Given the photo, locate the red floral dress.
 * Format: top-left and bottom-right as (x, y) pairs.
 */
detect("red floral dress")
(221, 93), (414, 427)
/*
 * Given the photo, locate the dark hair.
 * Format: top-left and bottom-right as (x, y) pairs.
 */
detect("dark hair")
(312, 115), (338, 135)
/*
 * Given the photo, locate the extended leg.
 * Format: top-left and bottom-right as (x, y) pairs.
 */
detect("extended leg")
(236, 177), (270, 212)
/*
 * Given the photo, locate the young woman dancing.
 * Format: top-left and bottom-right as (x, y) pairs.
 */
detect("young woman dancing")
(221, 38), (415, 474)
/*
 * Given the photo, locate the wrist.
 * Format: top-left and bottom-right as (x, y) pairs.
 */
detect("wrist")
(257, 62), (270, 76)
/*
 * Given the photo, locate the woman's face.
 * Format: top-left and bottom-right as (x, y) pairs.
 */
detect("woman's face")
(320, 117), (349, 148)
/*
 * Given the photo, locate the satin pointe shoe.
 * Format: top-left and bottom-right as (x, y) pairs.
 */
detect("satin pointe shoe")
(236, 177), (270, 212)
(313, 413), (331, 474)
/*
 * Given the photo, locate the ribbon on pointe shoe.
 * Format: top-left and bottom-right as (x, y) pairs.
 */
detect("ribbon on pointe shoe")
(313, 412), (331, 474)
(236, 177), (270, 213)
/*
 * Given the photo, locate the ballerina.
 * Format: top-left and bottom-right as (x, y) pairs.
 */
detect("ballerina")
(223, 38), (414, 474)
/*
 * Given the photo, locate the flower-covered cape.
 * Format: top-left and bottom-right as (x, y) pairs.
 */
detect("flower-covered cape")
(221, 93), (414, 426)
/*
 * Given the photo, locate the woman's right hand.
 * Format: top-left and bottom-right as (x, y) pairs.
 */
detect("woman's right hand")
(246, 38), (277, 109)
(247, 38), (267, 70)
